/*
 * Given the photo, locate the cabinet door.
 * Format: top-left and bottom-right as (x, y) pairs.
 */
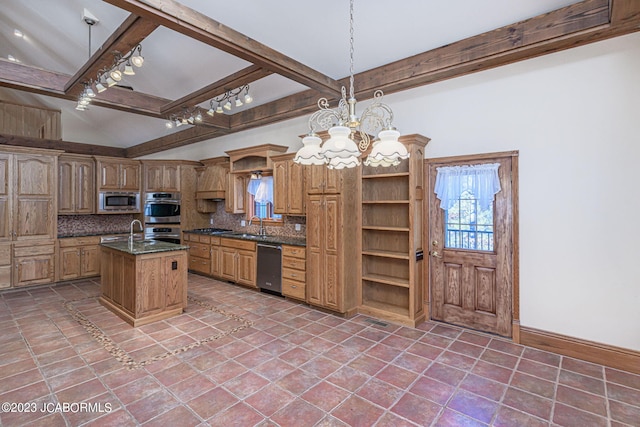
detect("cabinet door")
(58, 159), (75, 213)
(324, 168), (342, 193)
(120, 163), (140, 191)
(1, 243), (11, 289)
(305, 165), (325, 194)
(211, 244), (221, 278)
(145, 164), (164, 192)
(75, 159), (95, 214)
(0, 154), (12, 242)
(163, 165), (180, 192)
(15, 155), (55, 240)
(137, 257), (164, 317)
(14, 254), (54, 287)
(273, 160), (287, 214)
(59, 247), (81, 281)
(323, 194), (342, 311)
(99, 161), (120, 190)
(288, 161), (305, 214)
(164, 252), (187, 311)
(219, 247), (237, 281)
(81, 245), (101, 277)
(226, 174), (245, 214)
(306, 195), (323, 306)
(236, 249), (255, 287)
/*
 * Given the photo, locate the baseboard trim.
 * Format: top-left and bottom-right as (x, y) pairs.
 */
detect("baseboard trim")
(519, 326), (640, 375)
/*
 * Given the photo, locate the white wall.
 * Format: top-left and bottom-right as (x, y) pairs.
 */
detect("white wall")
(144, 33), (640, 351)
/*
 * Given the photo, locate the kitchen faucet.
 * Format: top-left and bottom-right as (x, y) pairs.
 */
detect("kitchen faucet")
(129, 219), (143, 244)
(248, 215), (266, 236)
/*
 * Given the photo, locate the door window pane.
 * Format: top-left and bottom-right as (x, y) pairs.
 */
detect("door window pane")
(445, 189), (494, 251)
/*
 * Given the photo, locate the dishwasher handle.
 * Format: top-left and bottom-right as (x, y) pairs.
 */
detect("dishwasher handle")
(257, 243), (282, 250)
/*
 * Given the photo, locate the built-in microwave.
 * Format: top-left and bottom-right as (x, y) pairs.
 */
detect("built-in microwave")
(98, 191), (140, 213)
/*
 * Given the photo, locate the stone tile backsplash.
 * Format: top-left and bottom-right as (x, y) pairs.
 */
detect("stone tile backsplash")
(58, 214), (134, 237)
(209, 201), (306, 238)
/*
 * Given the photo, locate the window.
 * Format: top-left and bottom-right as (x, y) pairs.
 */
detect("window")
(444, 188), (494, 251)
(247, 175), (282, 222)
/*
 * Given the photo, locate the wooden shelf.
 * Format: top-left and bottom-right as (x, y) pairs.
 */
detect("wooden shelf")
(362, 226), (410, 232)
(360, 299), (410, 317)
(362, 273), (410, 288)
(362, 200), (410, 204)
(362, 172), (410, 179)
(362, 249), (410, 260)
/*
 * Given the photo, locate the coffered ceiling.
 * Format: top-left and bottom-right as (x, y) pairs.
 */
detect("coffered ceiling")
(1, 0), (639, 158)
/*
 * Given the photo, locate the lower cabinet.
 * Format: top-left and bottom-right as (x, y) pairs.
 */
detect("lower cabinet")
(282, 245), (306, 300)
(13, 241), (55, 287)
(219, 238), (256, 287)
(0, 244), (11, 289)
(57, 236), (101, 281)
(185, 233), (212, 275)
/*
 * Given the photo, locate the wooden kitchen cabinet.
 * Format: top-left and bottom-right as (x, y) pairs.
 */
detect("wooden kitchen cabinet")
(305, 167), (359, 314)
(142, 161), (180, 192)
(219, 237), (256, 287)
(305, 164), (342, 194)
(225, 173), (246, 214)
(57, 236), (101, 281)
(13, 240), (55, 287)
(0, 243), (10, 289)
(95, 156), (141, 192)
(282, 245), (306, 300)
(184, 232), (212, 275)
(272, 153), (305, 216)
(58, 154), (95, 214)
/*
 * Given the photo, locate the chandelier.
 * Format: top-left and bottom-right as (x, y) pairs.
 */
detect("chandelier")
(293, 0), (408, 169)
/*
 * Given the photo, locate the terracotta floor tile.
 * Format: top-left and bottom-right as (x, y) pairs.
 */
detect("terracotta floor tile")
(510, 371), (556, 399)
(348, 354), (387, 376)
(516, 358), (559, 382)
(277, 369), (321, 395)
(391, 392), (441, 426)
(556, 384), (608, 416)
(223, 370), (269, 399)
(437, 350), (477, 371)
(376, 364), (419, 389)
(301, 380), (351, 412)
(300, 356), (342, 379)
(425, 362), (467, 387)
(205, 360), (248, 384)
(356, 377), (404, 408)
(609, 399), (640, 425)
(326, 365), (369, 392)
(154, 362), (199, 387)
(375, 411), (420, 427)
(502, 387), (553, 420)
(279, 347), (317, 367)
(187, 386), (238, 420)
(559, 369), (606, 396)
(167, 375), (217, 402)
(322, 344), (361, 364)
(607, 382), (640, 407)
(488, 338), (524, 356)
(553, 402), (608, 427)
(206, 402), (264, 426)
(606, 367), (640, 390)
(521, 347), (561, 367)
(492, 406), (549, 427)
(366, 342), (402, 362)
(460, 373), (507, 401)
(126, 389), (179, 424)
(332, 395), (385, 427)
(271, 398), (325, 427)
(410, 375), (456, 405)
(113, 376), (163, 405)
(434, 408), (490, 427)
(448, 389), (499, 423)
(244, 383), (295, 417)
(141, 405), (202, 427)
(480, 349), (519, 369)
(449, 340), (485, 359)
(561, 357), (604, 379)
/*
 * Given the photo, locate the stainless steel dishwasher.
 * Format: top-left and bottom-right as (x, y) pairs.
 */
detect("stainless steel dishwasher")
(256, 243), (282, 294)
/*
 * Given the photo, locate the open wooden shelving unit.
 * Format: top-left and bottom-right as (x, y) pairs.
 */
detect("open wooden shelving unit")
(358, 134), (430, 326)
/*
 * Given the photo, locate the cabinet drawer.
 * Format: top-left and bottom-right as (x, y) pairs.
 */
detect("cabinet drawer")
(282, 267), (306, 282)
(282, 245), (305, 259)
(0, 265), (10, 289)
(282, 256), (305, 271)
(188, 256), (210, 274)
(0, 244), (10, 265)
(188, 242), (210, 259)
(210, 236), (221, 245)
(59, 236), (100, 247)
(14, 242), (55, 257)
(220, 238), (256, 251)
(282, 278), (305, 300)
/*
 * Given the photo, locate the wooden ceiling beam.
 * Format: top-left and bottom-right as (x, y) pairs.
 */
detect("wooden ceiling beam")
(125, 126), (231, 157)
(64, 14), (159, 95)
(0, 134), (126, 157)
(161, 65), (272, 115)
(101, 0), (343, 97)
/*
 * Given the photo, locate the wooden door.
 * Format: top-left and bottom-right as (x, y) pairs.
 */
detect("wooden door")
(75, 159), (95, 214)
(59, 247), (81, 280)
(120, 163), (140, 191)
(273, 160), (287, 214)
(428, 155), (515, 337)
(0, 154), (12, 242)
(323, 194), (341, 311)
(306, 195), (323, 306)
(288, 161), (305, 214)
(236, 249), (256, 287)
(81, 245), (100, 277)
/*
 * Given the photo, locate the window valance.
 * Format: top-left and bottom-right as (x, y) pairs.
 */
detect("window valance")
(247, 176), (274, 204)
(434, 163), (501, 210)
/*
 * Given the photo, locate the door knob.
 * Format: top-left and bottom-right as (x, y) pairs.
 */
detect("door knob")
(429, 250), (442, 259)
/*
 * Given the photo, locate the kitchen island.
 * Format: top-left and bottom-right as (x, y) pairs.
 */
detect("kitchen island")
(99, 240), (189, 327)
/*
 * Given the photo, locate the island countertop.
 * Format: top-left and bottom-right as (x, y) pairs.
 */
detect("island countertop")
(100, 240), (189, 255)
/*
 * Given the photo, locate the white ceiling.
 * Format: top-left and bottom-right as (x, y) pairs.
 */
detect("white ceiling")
(0, 0), (581, 150)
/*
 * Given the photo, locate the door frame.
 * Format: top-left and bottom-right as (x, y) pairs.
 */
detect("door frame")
(424, 151), (520, 342)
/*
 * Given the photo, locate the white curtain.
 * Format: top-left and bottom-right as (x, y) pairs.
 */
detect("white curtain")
(247, 176), (274, 204)
(434, 163), (501, 210)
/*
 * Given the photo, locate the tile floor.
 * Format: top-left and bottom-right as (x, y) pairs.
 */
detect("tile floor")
(1, 274), (639, 427)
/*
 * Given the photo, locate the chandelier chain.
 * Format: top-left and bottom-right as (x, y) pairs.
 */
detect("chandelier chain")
(349, 0), (355, 100)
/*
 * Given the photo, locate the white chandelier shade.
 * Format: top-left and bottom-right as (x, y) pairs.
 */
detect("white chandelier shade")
(363, 129), (408, 167)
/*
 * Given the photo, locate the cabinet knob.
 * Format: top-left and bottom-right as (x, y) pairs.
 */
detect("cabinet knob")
(291, 285), (297, 288)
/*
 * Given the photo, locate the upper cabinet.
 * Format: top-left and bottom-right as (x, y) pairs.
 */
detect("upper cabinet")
(271, 153), (305, 216)
(142, 161), (181, 193)
(305, 165), (342, 194)
(95, 156), (141, 192)
(59, 154), (95, 215)
(0, 148), (59, 242)
(226, 144), (288, 174)
(196, 157), (228, 199)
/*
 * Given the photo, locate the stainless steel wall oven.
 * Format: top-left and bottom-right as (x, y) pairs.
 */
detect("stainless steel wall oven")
(144, 192), (181, 243)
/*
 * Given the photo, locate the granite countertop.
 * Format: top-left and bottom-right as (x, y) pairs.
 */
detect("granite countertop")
(100, 240), (189, 255)
(184, 229), (306, 247)
(59, 232), (129, 239)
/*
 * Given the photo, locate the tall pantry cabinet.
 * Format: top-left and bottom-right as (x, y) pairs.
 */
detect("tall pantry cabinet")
(305, 165), (359, 315)
(0, 147), (59, 288)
